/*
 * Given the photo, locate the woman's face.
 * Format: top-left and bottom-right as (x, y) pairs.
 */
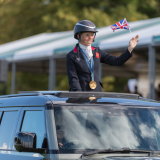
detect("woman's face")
(78, 32), (95, 46)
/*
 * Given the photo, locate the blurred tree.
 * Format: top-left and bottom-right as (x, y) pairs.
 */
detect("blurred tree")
(0, 71), (49, 95)
(56, 74), (70, 91)
(0, 72), (11, 95)
(102, 76), (129, 92)
(137, 0), (160, 18)
(0, 0), (49, 43)
(102, 76), (115, 92)
(100, 0), (148, 22)
(0, 72), (70, 95)
(15, 72), (48, 91)
(1, 0), (160, 44)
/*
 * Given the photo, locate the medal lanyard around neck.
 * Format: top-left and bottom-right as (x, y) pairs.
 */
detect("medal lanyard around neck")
(79, 46), (94, 81)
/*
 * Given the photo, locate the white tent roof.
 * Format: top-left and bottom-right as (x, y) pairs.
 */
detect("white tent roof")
(0, 30), (73, 60)
(13, 34), (77, 61)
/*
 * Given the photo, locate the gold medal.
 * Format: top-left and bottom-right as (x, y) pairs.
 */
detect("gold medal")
(89, 81), (97, 89)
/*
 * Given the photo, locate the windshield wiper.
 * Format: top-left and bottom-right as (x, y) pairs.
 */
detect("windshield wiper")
(81, 147), (154, 159)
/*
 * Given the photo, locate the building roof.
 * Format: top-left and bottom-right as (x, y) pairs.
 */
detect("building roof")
(0, 31), (73, 60)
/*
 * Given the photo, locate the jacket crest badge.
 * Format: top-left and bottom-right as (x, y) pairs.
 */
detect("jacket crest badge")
(96, 52), (99, 58)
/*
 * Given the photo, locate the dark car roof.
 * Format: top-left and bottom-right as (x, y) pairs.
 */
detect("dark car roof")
(0, 91), (159, 107)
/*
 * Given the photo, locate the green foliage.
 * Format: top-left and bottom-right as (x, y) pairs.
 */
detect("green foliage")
(0, 0), (47, 43)
(100, 0), (149, 22)
(137, 0), (160, 18)
(0, 72), (70, 95)
(0, 72), (11, 95)
(102, 76), (115, 92)
(0, 0), (160, 44)
(0, 72), (49, 95)
(15, 72), (48, 92)
(102, 76), (129, 92)
(56, 74), (70, 91)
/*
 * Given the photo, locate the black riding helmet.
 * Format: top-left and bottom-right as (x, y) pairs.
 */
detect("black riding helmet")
(74, 20), (98, 40)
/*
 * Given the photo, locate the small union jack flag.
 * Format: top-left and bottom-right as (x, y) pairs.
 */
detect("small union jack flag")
(110, 18), (130, 32)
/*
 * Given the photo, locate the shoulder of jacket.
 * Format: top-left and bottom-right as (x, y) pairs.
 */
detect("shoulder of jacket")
(92, 46), (100, 50)
(66, 49), (76, 58)
(93, 46), (103, 54)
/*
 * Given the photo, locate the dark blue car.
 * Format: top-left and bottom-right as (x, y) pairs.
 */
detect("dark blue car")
(0, 91), (160, 160)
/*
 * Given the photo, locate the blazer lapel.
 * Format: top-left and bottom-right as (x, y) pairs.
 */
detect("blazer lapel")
(79, 50), (85, 60)
(92, 47), (96, 61)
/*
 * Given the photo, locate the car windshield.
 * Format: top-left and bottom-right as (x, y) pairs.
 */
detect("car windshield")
(54, 104), (160, 153)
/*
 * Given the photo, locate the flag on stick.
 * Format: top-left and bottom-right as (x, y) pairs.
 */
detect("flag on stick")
(110, 18), (130, 32)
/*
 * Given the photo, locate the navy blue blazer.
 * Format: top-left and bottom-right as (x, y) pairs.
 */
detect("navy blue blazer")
(66, 44), (132, 92)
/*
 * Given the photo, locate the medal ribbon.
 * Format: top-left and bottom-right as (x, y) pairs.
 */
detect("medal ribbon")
(79, 46), (94, 81)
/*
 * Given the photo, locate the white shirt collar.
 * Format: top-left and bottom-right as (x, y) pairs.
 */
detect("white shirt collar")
(79, 43), (93, 60)
(79, 43), (91, 51)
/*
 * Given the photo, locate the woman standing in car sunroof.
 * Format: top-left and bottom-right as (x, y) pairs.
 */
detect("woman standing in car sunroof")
(66, 20), (139, 92)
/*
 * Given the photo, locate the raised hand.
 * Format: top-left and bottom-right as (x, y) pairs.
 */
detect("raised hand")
(128, 35), (139, 53)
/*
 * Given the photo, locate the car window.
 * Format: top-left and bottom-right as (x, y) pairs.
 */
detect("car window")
(21, 111), (45, 148)
(54, 105), (160, 153)
(0, 111), (18, 149)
